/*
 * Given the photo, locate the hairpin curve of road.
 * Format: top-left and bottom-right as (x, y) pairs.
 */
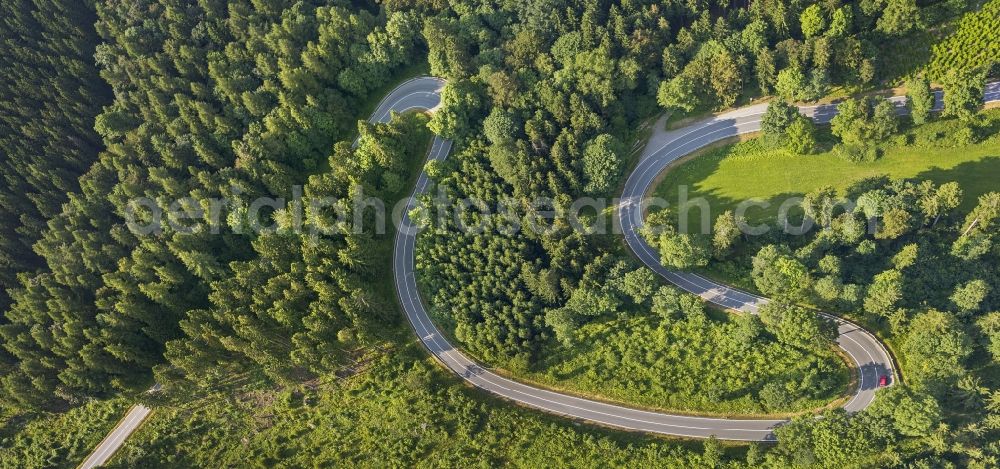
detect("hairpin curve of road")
(389, 78), (1000, 441)
(81, 79), (1000, 467)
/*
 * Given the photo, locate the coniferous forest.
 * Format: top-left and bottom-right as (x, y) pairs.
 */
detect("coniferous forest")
(1, 0), (999, 467)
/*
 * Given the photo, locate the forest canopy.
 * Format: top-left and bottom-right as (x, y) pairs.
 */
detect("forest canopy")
(0, 0), (998, 467)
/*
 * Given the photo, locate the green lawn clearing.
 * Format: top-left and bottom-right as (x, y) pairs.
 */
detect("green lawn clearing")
(653, 110), (1000, 230)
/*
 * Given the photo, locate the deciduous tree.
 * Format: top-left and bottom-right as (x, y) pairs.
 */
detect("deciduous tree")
(877, 0), (921, 36)
(942, 68), (985, 123)
(712, 211), (743, 257)
(951, 279), (989, 313)
(761, 100), (800, 146)
(785, 114), (817, 154)
(906, 76), (935, 125)
(865, 269), (904, 318)
(582, 134), (623, 194)
(752, 245), (812, 300)
(775, 67), (810, 101)
(800, 5), (827, 38)
(545, 309), (578, 346)
(902, 310), (972, 393)
(759, 301), (834, 349)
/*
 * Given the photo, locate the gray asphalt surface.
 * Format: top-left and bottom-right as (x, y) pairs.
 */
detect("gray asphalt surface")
(370, 76), (447, 124)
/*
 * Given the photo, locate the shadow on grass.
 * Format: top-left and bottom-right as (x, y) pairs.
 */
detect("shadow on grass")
(659, 134), (1000, 233)
(912, 155), (1000, 212)
(666, 185), (811, 235)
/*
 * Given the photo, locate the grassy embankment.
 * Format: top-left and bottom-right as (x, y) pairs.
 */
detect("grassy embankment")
(0, 398), (131, 469)
(652, 109), (1000, 289)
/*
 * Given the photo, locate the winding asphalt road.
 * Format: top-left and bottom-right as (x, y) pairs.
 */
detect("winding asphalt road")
(385, 77), (1000, 441)
(391, 78), (1000, 440)
(82, 79), (1000, 464)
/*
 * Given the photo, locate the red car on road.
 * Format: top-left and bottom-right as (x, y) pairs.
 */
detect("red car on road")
(879, 375), (889, 387)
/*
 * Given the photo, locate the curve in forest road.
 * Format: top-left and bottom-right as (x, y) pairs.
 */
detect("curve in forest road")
(392, 77), (781, 440)
(82, 79), (1000, 466)
(615, 80), (998, 419)
(392, 78), (1000, 440)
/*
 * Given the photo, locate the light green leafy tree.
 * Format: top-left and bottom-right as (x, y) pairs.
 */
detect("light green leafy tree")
(761, 100), (799, 147)
(654, 226), (711, 270)
(545, 309), (577, 346)
(951, 279), (989, 313)
(827, 6), (853, 37)
(800, 5), (827, 38)
(657, 74), (699, 112)
(976, 312), (1000, 362)
(566, 287), (620, 317)
(785, 114), (817, 154)
(620, 269), (657, 305)
(483, 107), (517, 144)
(774, 410), (877, 466)
(752, 245), (812, 300)
(759, 301), (834, 349)
(941, 68), (985, 123)
(902, 310), (972, 393)
(918, 181), (962, 227)
(877, 0), (921, 36)
(867, 386), (941, 437)
(906, 75), (935, 125)
(712, 210), (743, 257)
(582, 134), (623, 194)
(864, 269), (904, 318)
(802, 186), (840, 228)
(775, 67), (809, 101)
(428, 80), (485, 140)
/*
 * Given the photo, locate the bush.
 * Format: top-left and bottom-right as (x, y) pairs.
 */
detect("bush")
(889, 134), (911, 147)
(834, 143), (880, 162)
(0, 399), (130, 467)
(760, 382), (792, 410)
(952, 125), (977, 146)
(913, 129), (945, 147)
